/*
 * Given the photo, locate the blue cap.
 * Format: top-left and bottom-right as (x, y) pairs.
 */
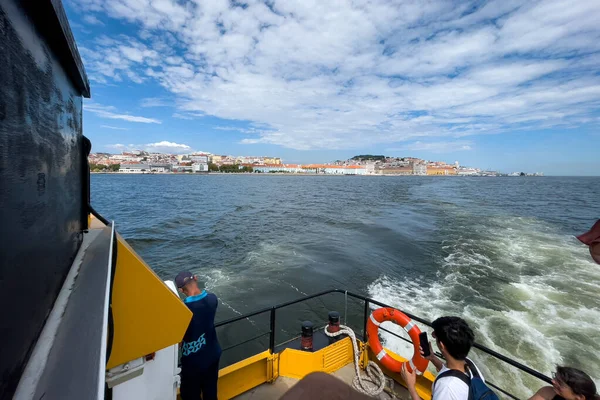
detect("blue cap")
(175, 271), (194, 288)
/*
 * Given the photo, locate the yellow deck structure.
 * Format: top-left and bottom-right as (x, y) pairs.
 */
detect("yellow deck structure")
(214, 336), (434, 400)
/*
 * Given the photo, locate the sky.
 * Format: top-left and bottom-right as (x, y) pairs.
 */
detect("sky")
(64, 0), (600, 175)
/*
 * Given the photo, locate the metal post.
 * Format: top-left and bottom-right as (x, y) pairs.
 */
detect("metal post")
(362, 300), (369, 342)
(344, 290), (348, 326)
(269, 307), (276, 353)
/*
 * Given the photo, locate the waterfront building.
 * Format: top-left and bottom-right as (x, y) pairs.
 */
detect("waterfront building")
(426, 166), (457, 175)
(457, 168), (479, 176)
(173, 165), (193, 172)
(323, 166), (347, 174)
(149, 164), (171, 173)
(378, 166), (413, 175)
(344, 165), (367, 175)
(193, 164), (209, 173)
(413, 163), (427, 175)
(254, 164), (302, 173)
(301, 164), (367, 175)
(366, 163), (376, 174)
(119, 164), (150, 173)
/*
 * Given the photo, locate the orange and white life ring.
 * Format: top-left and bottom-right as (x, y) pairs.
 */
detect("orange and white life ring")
(367, 307), (429, 374)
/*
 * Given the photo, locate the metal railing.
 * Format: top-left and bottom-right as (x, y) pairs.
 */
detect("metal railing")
(215, 289), (551, 398)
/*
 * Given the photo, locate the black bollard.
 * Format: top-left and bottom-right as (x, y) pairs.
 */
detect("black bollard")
(300, 321), (314, 351)
(327, 311), (341, 344)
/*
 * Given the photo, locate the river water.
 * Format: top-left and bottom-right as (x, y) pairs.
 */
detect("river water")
(92, 174), (600, 397)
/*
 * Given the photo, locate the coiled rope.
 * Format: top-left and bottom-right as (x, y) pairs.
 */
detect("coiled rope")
(323, 324), (388, 397)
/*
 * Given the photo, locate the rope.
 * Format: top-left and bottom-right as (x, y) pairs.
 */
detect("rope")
(324, 324), (388, 397)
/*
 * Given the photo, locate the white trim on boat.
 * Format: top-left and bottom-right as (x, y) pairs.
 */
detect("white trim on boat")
(98, 222), (115, 399)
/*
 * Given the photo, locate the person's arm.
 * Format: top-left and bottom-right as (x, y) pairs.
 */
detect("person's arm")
(429, 355), (444, 372)
(401, 364), (421, 400)
(421, 343), (444, 372)
(407, 386), (420, 400)
(528, 386), (555, 400)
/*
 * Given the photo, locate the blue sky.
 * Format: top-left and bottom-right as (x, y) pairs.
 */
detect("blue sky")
(65, 0), (600, 175)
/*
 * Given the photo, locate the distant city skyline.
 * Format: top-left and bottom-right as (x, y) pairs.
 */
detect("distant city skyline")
(89, 150), (546, 176)
(66, 1), (600, 176)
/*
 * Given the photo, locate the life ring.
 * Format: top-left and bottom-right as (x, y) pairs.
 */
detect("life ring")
(367, 307), (429, 374)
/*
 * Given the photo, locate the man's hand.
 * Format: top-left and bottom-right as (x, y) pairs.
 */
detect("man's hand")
(401, 363), (416, 387)
(420, 343), (443, 372)
(419, 342), (435, 361)
(401, 364), (421, 400)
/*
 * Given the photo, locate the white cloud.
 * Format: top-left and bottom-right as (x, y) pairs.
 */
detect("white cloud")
(144, 141), (192, 153)
(107, 141), (192, 154)
(140, 97), (172, 107)
(107, 143), (128, 150)
(85, 102), (161, 123)
(83, 14), (104, 26)
(389, 141), (474, 153)
(78, 0), (600, 150)
(101, 125), (129, 130)
(172, 112), (204, 120)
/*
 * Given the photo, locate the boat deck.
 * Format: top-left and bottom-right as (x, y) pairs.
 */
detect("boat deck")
(234, 364), (413, 400)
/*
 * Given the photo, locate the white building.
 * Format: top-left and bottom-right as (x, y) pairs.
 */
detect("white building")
(342, 167), (367, 175)
(322, 166), (347, 174)
(111, 154), (143, 162)
(412, 163), (427, 175)
(322, 166), (367, 175)
(149, 164), (170, 173)
(458, 168), (479, 176)
(193, 164), (208, 173)
(189, 155), (209, 163)
(173, 165), (193, 172)
(281, 164), (303, 173)
(253, 164), (303, 173)
(119, 164), (150, 173)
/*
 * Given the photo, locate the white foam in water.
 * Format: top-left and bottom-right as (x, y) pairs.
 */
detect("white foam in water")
(201, 268), (232, 289)
(368, 216), (600, 398)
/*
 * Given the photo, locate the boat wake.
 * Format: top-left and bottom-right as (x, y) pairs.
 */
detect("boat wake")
(368, 216), (600, 398)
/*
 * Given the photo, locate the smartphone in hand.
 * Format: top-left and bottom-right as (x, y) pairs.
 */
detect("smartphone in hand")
(419, 332), (431, 357)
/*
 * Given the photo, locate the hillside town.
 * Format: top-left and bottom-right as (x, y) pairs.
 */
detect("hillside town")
(88, 151), (542, 176)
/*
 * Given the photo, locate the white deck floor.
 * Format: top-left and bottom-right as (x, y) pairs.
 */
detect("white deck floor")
(234, 364), (413, 400)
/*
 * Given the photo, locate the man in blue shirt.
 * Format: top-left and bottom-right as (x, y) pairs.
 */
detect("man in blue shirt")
(176, 271), (222, 400)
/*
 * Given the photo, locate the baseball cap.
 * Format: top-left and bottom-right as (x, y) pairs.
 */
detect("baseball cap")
(175, 271), (194, 288)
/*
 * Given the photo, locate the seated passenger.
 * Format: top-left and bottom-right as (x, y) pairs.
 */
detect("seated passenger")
(529, 366), (598, 400)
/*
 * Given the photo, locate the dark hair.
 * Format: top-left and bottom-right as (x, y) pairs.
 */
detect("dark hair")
(555, 366), (598, 400)
(431, 316), (474, 360)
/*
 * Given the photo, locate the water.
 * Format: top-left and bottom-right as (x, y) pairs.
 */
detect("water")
(92, 174), (600, 397)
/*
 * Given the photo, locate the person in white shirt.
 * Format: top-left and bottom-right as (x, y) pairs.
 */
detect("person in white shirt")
(401, 316), (483, 400)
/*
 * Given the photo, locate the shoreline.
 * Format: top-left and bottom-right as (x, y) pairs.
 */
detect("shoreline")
(90, 172), (545, 177)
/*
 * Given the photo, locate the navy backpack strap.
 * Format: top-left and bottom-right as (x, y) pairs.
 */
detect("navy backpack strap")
(436, 369), (472, 387)
(436, 369), (473, 400)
